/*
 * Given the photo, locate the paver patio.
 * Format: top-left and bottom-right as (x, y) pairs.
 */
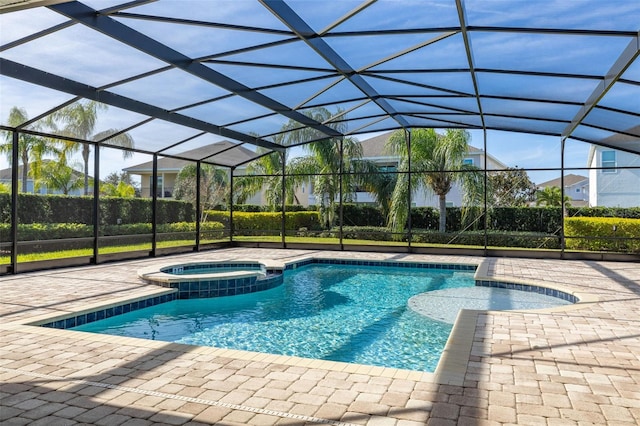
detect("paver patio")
(1, 248), (639, 425)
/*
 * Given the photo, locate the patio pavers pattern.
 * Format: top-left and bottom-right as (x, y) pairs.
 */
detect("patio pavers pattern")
(1, 248), (639, 425)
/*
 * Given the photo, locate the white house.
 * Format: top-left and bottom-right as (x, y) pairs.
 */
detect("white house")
(536, 174), (589, 206)
(588, 142), (640, 207)
(307, 131), (508, 208)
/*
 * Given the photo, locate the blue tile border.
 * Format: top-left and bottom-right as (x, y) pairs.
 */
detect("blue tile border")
(40, 292), (178, 330)
(161, 262), (262, 275)
(285, 258), (477, 271)
(475, 280), (579, 303)
(154, 271), (284, 300)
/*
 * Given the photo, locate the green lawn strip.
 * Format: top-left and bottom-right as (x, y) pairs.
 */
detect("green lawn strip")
(0, 237), (610, 265)
(0, 239), (228, 263)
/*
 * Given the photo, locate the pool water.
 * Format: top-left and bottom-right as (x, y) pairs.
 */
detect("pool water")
(74, 264), (474, 372)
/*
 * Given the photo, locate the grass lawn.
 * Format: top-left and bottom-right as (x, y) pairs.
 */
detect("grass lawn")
(0, 236), (588, 265)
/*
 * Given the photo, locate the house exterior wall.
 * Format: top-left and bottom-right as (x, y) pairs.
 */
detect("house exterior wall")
(589, 147), (640, 207)
(566, 181), (589, 202)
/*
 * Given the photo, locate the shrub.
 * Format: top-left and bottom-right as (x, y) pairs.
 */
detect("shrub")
(339, 226), (395, 241)
(0, 222), (224, 250)
(412, 230), (560, 249)
(0, 193), (194, 225)
(565, 217), (640, 253)
(342, 204), (385, 227)
(204, 210), (321, 234)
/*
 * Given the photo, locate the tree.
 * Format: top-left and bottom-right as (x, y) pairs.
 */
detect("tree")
(49, 101), (134, 195)
(488, 168), (536, 207)
(100, 181), (136, 198)
(536, 186), (571, 207)
(386, 128), (484, 234)
(104, 171), (140, 197)
(1, 107), (54, 193)
(35, 159), (84, 195)
(236, 147), (294, 208)
(174, 164), (228, 221)
(281, 107), (381, 228)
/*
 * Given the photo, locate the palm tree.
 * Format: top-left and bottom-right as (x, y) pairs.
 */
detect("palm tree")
(281, 107), (388, 228)
(386, 128), (484, 234)
(236, 135), (296, 208)
(0, 107), (53, 193)
(536, 186), (571, 207)
(35, 159), (84, 195)
(49, 101), (134, 195)
(238, 108), (381, 227)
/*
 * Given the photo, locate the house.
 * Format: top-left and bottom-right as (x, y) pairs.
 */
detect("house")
(0, 162), (91, 196)
(123, 141), (257, 198)
(536, 174), (589, 206)
(323, 131), (509, 208)
(587, 142), (640, 208)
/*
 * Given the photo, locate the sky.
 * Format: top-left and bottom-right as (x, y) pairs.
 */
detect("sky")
(1, 0), (638, 185)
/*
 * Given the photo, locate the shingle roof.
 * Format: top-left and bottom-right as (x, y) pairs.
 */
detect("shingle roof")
(537, 174), (589, 188)
(123, 141), (258, 172)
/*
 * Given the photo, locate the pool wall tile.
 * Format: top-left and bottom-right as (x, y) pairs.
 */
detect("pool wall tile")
(475, 279), (578, 303)
(41, 292), (178, 330)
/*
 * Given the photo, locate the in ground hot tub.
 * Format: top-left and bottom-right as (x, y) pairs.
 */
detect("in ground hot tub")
(138, 261), (283, 299)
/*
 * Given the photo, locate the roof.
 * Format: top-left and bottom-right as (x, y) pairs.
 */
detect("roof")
(123, 141), (257, 172)
(1, 1), (639, 167)
(359, 131), (496, 163)
(537, 174), (589, 188)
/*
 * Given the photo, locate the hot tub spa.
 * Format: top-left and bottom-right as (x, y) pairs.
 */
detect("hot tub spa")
(138, 261), (284, 299)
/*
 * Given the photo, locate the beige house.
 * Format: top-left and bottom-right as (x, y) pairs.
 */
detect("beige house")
(123, 141), (256, 198)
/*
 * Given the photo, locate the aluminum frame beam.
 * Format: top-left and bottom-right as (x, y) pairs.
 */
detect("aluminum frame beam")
(0, 58), (285, 152)
(562, 34), (640, 139)
(49, 1), (342, 140)
(261, 0), (411, 130)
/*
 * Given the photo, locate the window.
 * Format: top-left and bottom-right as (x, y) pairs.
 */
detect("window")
(155, 175), (164, 197)
(601, 150), (616, 173)
(576, 188), (580, 193)
(463, 158), (474, 166)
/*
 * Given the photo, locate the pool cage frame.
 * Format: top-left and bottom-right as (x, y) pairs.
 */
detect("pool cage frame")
(1, 0), (639, 273)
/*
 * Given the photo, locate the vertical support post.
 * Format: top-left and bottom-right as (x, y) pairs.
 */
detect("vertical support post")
(194, 161), (201, 251)
(151, 153), (158, 257)
(406, 129), (412, 250)
(10, 131), (19, 274)
(281, 151), (286, 247)
(92, 146), (100, 264)
(339, 137), (344, 250)
(229, 167), (234, 243)
(560, 138), (566, 257)
(483, 128), (488, 254)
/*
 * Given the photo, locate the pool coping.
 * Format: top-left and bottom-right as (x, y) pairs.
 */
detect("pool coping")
(15, 256), (600, 385)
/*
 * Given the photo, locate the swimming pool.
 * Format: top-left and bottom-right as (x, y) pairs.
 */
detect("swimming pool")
(69, 261), (575, 372)
(74, 264), (472, 371)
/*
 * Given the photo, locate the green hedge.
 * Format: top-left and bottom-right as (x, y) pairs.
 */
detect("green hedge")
(565, 217), (640, 252)
(0, 221), (224, 245)
(291, 226), (559, 249)
(205, 210), (321, 233)
(342, 205), (386, 227)
(233, 204), (312, 212)
(0, 193), (194, 225)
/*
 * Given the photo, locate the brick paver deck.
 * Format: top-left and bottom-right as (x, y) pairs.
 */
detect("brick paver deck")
(1, 248), (639, 425)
